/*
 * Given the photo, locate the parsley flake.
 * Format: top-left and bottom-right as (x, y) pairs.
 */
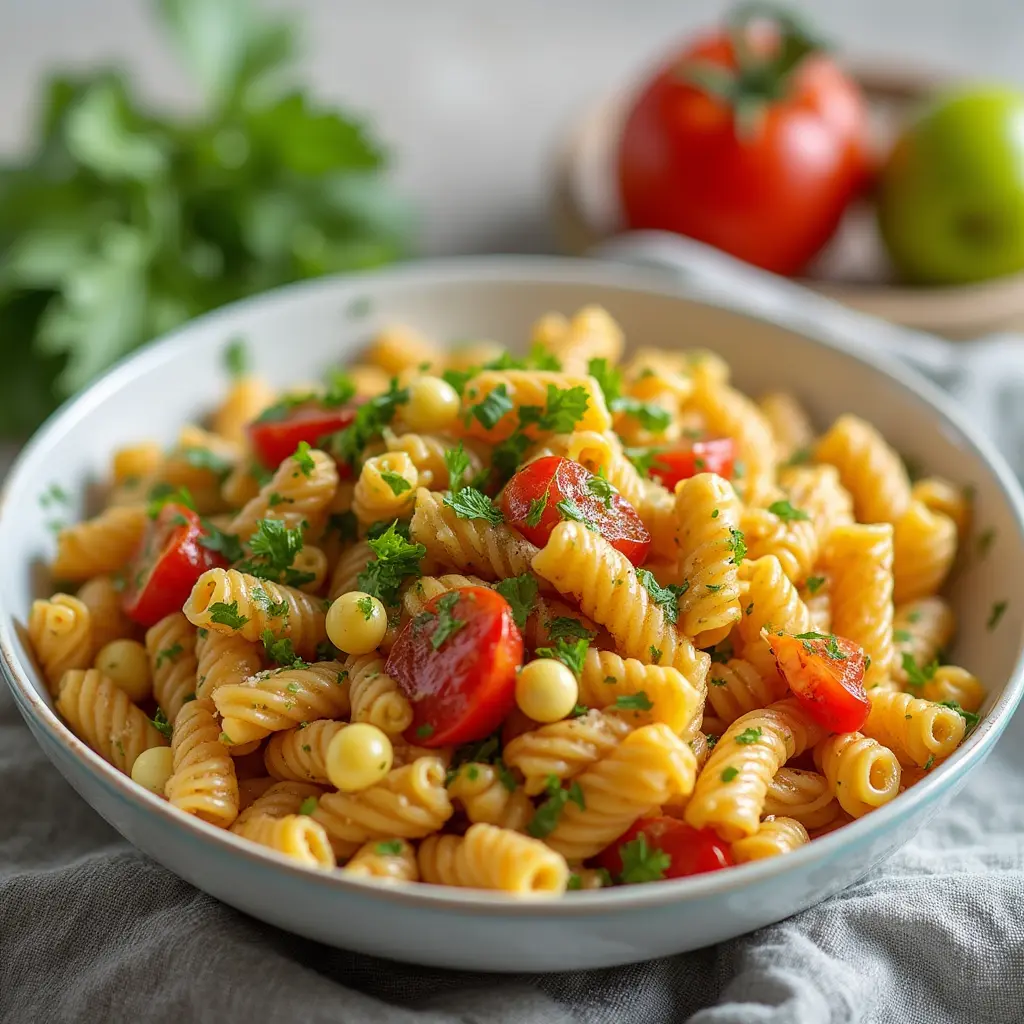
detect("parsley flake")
(380, 470), (412, 496)
(155, 643), (183, 669)
(299, 796), (318, 816)
(261, 629), (304, 668)
(375, 840), (403, 856)
(635, 568), (687, 625)
(556, 497), (596, 529)
(443, 487), (504, 525)
(618, 834), (671, 884)
(525, 491), (549, 527)
(209, 601), (248, 630)
(735, 727), (763, 745)
(586, 474), (615, 509)
(444, 443), (471, 494)
(494, 574), (538, 629)
(428, 592), (468, 651)
(615, 692), (653, 711)
(536, 637), (590, 676)
(149, 708), (173, 740)
(938, 701), (980, 733)
(466, 383), (514, 430)
(804, 576), (826, 595)
(901, 653), (938, 689)
(527, 776), (586, 839)
(987, 600), (1008, 631)
(767, 499), (810, 523)
(721, 766), (739, 783)
(291, 441), (316, 477)
(358, 522), (426, 605)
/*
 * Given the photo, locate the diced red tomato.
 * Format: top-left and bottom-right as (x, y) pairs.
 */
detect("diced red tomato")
(765, 629), (870, 733)
(386, 587), (524, 747)
(647, 438), (736, 491)
(247, 400), (358, 473)
(594, 816), (733, 882)
(122, 504), (228, 627)
(501, 456), (651, 565)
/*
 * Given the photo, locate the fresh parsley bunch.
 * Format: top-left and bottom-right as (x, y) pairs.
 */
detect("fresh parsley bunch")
(0, 0), (413, 436)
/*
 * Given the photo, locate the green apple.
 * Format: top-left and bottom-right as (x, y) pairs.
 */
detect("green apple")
(877, 88), (1024, 285)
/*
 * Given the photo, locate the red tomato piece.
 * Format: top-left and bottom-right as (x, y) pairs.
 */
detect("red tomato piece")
(122, 504), (228, 628)
(594, 816), (733, 882)
(647, 438), (736, 491)
(247, 401), (357, 472)
(765, 630), (870, 733)
(386, 587), (524, 747)
(501, 456), (651, 565)
(617, 11), (871, 276)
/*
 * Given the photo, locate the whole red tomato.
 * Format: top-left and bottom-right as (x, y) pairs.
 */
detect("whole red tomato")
(617, 6), (870, 275)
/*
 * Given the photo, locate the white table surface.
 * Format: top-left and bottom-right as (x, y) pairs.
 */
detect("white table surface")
(2, 0), (1022, 258)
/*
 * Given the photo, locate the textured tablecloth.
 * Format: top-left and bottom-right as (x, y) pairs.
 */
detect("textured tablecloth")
(3, 235), (1024, 1024)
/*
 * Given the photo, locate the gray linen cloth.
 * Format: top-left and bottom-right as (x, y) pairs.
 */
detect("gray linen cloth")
(3, 235), (1024, 1024)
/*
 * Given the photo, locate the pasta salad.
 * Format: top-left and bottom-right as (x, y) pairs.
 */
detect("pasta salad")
(29, 305), (983, 895)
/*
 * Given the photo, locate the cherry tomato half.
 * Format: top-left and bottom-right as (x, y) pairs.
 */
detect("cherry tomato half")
(617, 10), (870, 276)
(386, 587), (524, 747)
(765, 630), (870, 733)
(247, 400), (357, 472)
(501, 456), (651, 565)
(594, 816), (733, 882)
(122, 504), (227, 628)
(647, 438), (736, 491)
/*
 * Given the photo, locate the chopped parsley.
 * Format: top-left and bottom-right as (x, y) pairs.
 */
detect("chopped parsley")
(149, 708), (173, 740)
(251, 587), (289, 618)
(494, 574), (538, 629)
(327, 510), (359, 545)
(987, 600), (1008, 631)
(649, 645), (662, 663)
(615, 692), (653, 712)
(586, 474), (615, 509)
(291, 441), (316, 477)
(466, 383), (514, 430)
(357, 521), (426, 605)
(426, 592), (468, 650)
(38, 482), (69, 509)
(526, 775), (585, 839)
(977, 527), (996, 558)
(155, 644), (183, 669)
(618, 834), (671, 884)
(375, 840), (403, 856)
(587, 357), (622, 406)
(783, 447), (811, 467)
(624, 447), (658, 478)
(901, 653), (938, 689)
(442, 367), (474, 396)
(356, 596), (376, 621)
(924, 755), (936, 771)
(721, 766), (739, 783)
(792, 631), (847, 660)
(327, 379), (409, 468)
(380, 470), (412, 496)
(443, 487), (504, 525)
(234, 518), (311, 588)
(709, 638), (733, 665)
(734, 727), (763, 745)
(444, 443), (471, 493)
(536, 637), (590, 676)
(322, 369), (357, 408)
(635, 569), (687, 625)
(556, 497), (596, 529)
(223, 337), (248, 377)
(524, 491), (549, 527)
(546, 617), (594, 642)
(261, 629), (304, 668)
(415, 723), (435, 740)
(527, 344), (562, 371)
(181, 446), (233, 481)
(298, 796), (318, 816)
(209, 601), (249, 630)
(727, 527), (747, 564)
(612, 396), (671, 432)
(518, 384), (590, 434)
(893, 629), (913, 643)
(804, 576), (826, 595)
(146, 483), (195, 519)
(767, 499), (810, 523)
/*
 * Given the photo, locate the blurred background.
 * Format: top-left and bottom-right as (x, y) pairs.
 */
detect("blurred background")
(2, 0), (1024, 437)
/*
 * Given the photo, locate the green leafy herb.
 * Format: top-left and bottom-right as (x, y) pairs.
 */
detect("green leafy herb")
(198, 519), (244, 563)
(624, 447), (659, 478)
(291, 440), (315, 477)
(725, 526), (747, 565)
(494, 574), (538, 629)
(149, 707), (173, 740)
(556, 497), (595, 529)
(988, 600), (1008, 631)
(180, 446), (233, 482)
(299, 796), (318, 816)
(587, 357), (621, 406)
(466, 383), (514, 430)
(618, 834), (671, 884)
(209, 601), (248, 630)
(357, 522), (425, 605)
(427, 592), (467, 650)
(901, 652), (938, 690)
(323, 369), (357, 408)
(570, 703), (590, 718)
(261, 629), (303, 667)
(0, 0), (412, 437)
(155, 643), (183, 669)
(709, 637), (733, 665)
(615, 692), (653, 712)
(38, 483), (69, 509)
(443, 487), (503, 525)
(234, 518), (311, 587)
(721, 766), (739, 783)
(735, 726), (763, 745)
(380, 470), (411, 496)
(546, 617), (594, 642)
(767, 499), (810, 523)
(328, 380), (409, 468)
(536, 637), (590, 676)
(706, 733), (719, 750)
(375, 840), (403, 856)
(635, 568), (687, 625)
(586, 474), (615, 509)
(804, 576), (826, 595)
(527, 775), (586, 839)
(924, 754), (936, 771)
(490, 431), (532, 483)
(356, 595), (375, 620)
(524, 491), (549, 527)
(442, 368), (474, 396)
(518, 384), (591, 435)
(783, 448), (811, 467)
(893, 629), (912, 643)
(146, 483), (195, 518)
(444, 443), (471, 494)
(977, 528), (996, 558)
(527, 344), (561, 371)
(415, 723), (434, 740)
(649, 646), (662, 663)
(612, 396), (671, 432)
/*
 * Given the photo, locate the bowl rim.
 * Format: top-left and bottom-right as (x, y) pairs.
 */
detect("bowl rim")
(3, 253), (1024, 916)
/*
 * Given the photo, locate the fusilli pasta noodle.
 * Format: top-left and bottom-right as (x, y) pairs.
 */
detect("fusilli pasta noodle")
(892, 501), (957, 604)
(731, 816), (809, 862)
(145, 612), (199, 723)
(814, 732), (901, 818)
(53, 505), (148, 581)
(165, 697), (239, 827)
(862, 691), (966, 768)
(343, 839), (418, 882)
(29, 594), (93, 691)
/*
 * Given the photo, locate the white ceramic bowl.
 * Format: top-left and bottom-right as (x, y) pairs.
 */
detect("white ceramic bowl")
(2, 257), (1023, 972)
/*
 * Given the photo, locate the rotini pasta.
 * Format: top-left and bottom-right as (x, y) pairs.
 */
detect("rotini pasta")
(165, 698), (239, 827)
(892, 501), (957, 604)
(343, 839), (419, 882)
(53, 505), (148, 581)
(814, 732), (901, 818)
(29, 594), (93, 691)
(145, 612), (199, 723)
(862, 690), (966, 768)
(731, 816), (810, 862)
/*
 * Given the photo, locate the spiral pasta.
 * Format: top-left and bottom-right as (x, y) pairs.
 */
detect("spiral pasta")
(706, 657), (788, 728)
(814, 732), (902, 818)
(145, 612), (198, 723)
(892, 501), (957, 604)
(736, 556), (811, 680)
(532, 521), (709, 689)
(228, 446), (338, 541)
(419, 823), (570, 894)
(56, 669), (167, 773)
(328, 541), (375, 601)
(529, 305), (624, 376)
(194, 629), (263, 701)
(685, 698), (824, 841)
(447, 763), (533, 831)
(29, 594), (93, 691)
(76, 576), (134, 650)
(156, 426), (240, 514)
(740, 504), (818, 585)
(779, 464), (854, 547)
(231, 812), (335, 869)
(815, 414), (911, 525)
(731, 816), (810, 863)
(826, 524), (895, 689)
(344, 653), (414, 735)
(343, 839), (419, 882)
(312, 756), (453, 854)
(365, 324), (441, 375)
(375, 430), (470, 490)
(577, 649), (701, 734)
(912, 477), (971, 539)
(892, 597), (955, 688)
(545, 724), (697, 861)
(184, 569), (328, 658)
(411, 487), (538, 580)
(212, 660), (350, 747)
(758, 392), (814, 463)
(352, 452), (419, 524)
(920, 666), (985, 713)
(164, 698), (239, 827)
(52, 505), (148, 581)
(862, 691), (966, 768)
(212, 376), (275, 444)
(763, 768), (842, 830)
(264, 719), (345, 784)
